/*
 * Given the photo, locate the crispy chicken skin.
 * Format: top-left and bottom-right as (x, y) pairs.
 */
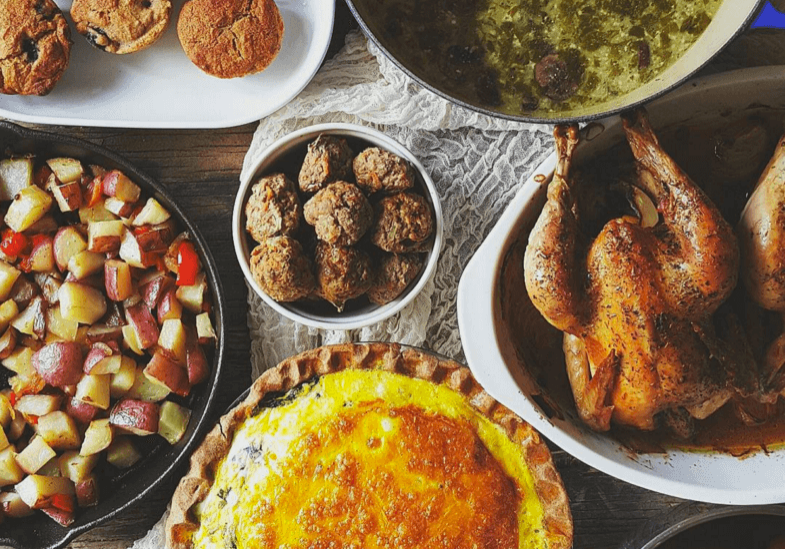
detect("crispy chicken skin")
(738, 133), (785, 394)
(738, 134), (785, 313)
(524, 109), (740, 432)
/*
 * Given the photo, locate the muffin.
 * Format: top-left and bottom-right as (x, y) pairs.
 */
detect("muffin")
(177, 0), (284, 79)
(0, 0), (72, 96)
(245, 173), (302, 242)
(353, 147), (415, 194)
(298, 135), (354, 193)
(370, 192), (434, 253)
(303, 182), (373, 247)
(250, 236), (315, 302)
(70, 0), (171, 54)
(314, 242), (372, 312)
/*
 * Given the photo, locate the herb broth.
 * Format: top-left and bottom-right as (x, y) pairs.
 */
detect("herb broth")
(479, 0), (723, 113)
(361, 0), (722, 116)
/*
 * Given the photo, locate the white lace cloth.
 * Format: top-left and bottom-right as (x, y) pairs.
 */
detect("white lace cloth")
(132, 29), (553, 548)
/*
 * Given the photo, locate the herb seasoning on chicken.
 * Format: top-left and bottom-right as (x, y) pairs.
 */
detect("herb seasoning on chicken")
(524, 109), (742, 435)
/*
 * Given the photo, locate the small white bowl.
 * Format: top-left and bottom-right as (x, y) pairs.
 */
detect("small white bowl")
(234, 123), (443, 330)
(458, 67), (785, 504)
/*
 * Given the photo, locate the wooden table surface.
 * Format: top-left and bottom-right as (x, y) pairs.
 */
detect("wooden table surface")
(3, 2), (784, 548)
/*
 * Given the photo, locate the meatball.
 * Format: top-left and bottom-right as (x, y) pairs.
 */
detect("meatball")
(370, 192), (434, 253)
(303, 182), (373, 246)
(250, 236), (315, 302)
(245, 173), (302, 242)
(535, 53), (581, 102)
(314, 242), (372, 312)
(368, 253), (424, 306)
(298, 135), (354, 193)
(353, 148), (415, 194)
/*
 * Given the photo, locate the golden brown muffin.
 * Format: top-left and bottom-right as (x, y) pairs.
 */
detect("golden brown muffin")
(0, 0), (72, 96)
(177, 0), (284, 79)
(71, 0), (171, 54)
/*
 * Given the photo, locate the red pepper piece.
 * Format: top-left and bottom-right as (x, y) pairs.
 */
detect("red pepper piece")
(176, 241), (199, 286)
(0, 229), (28, 257)
(50, 493), (74, 513)
(86, 177), (103, 208)
(8, 391), (17, 406)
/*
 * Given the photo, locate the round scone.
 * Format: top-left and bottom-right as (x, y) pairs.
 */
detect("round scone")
(0, 0), (71, 96)
(177, 0), (284, 79)
(70, 0), (171, 54)
(166, 343), (573, 549)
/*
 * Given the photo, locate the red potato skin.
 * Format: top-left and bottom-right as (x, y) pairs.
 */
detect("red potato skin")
(186, 331), (209, 386)
(140, 274), (173, 310)
(66, 397), (99, 424)
(75, 476), (99, 507)
(83, 343), (113, 374)
(157, 288), (182, 323)
(135, 223), (175, 253)
(32, 342), (84, 387)
(102, 171), (140, 203)
(110, 398), (159, 435)
(27, 237), (55, 272)
(144, 351), (190, 397)
(125, 303), (160, 350)
(85, 325), (123, 345)
(104, 260), (132, 302)
(53, 226), (87, 272)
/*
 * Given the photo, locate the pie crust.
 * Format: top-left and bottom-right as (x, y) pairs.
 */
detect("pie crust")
(165, 343), (573, 549)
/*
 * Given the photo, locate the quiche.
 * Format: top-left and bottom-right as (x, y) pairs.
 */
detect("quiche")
(166, 343), (573, 549)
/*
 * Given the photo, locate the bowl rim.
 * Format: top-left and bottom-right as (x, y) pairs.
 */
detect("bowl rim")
(232, 122), (443, 331)
(0, 121), (226, 549)
(343, 0), (766, 124)
(457, 66), (785, 505)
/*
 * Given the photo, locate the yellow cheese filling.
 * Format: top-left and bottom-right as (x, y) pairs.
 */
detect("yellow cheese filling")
(194, 369), (548, 549)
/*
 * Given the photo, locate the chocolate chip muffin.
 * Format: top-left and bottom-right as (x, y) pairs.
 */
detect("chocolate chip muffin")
(370, 192), (435, 253)
(177, 0), (284, 79)
(298, 135), (354, 193)
(250, 236), (315, 303)
(303, 182), (373, 247)
(245, 173), (302, 242)
(0, 0), (72, 96)
(353, 148), (415, 194)
(70, 0), (171, 54)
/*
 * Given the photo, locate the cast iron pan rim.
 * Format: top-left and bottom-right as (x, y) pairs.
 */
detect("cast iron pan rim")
(624, 501), (785, 549)
(0, 121), (226, 549)
(343, 0), (767, 125)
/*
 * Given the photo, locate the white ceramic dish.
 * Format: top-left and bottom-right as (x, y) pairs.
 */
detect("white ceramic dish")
(458, 66), (785, 504)
(234, 123), (443, 330)
(0, 0), (334, 129)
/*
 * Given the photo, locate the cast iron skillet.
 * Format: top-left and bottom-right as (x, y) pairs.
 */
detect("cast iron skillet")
(0, 121), (226, 549)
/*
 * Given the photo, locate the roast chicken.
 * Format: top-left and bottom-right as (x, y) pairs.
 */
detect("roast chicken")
(524, 109), (741, 432)
(738, 132), (785, 396)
